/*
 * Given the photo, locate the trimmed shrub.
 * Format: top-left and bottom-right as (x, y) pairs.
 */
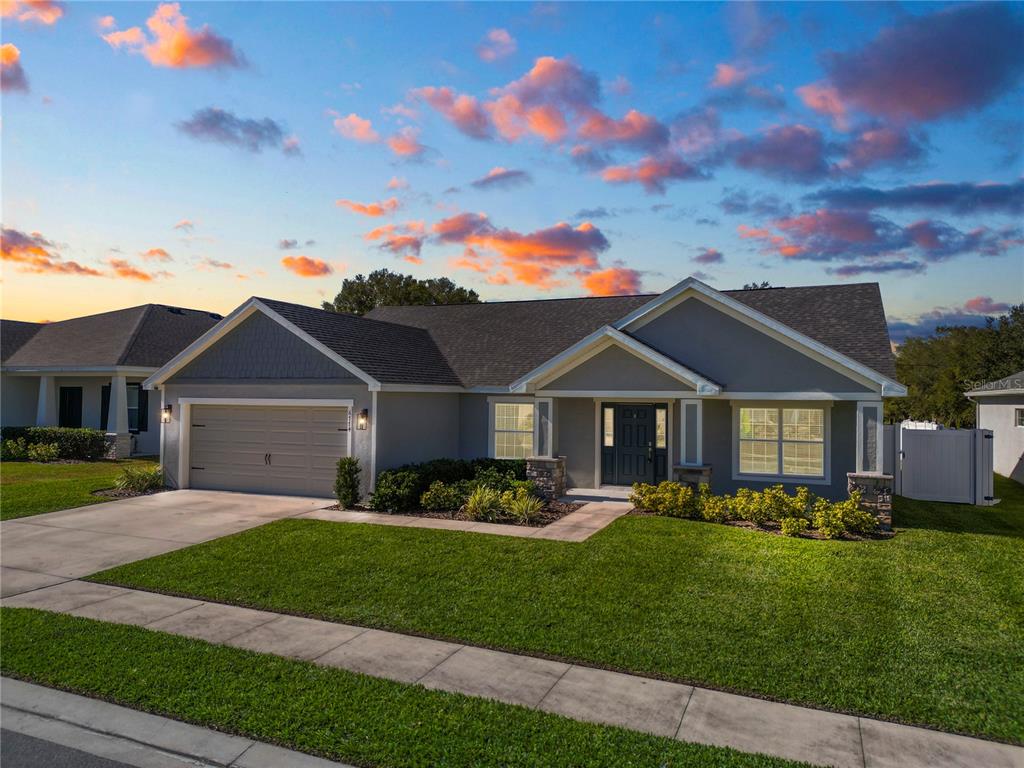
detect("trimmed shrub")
(335, 457), (361, 509)
(812, 498), (846, 539)
(699, 486), (732, 523)
(369, 470), (421, 513)
(0, 427), (105, 460)
(420, 480), (470, 512)
(114, 465), (164, 493)
(26, 442), (59, 462)
(461, 485), (502, 522)
(629, 481), (697, 518)
(500, 486), (543, 525)
(1, 437), (29, 461)
(780, 516), (810, 537)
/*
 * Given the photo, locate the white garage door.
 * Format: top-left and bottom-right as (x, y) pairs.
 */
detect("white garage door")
(188, 404), (349, 497)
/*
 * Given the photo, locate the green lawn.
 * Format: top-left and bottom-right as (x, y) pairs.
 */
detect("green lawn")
(90, 476), (1024, 743)
(0, 607), (804, 768)
(0, 457), (158, 521)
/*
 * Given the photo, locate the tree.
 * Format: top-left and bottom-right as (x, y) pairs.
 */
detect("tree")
(321, 269), (480, 316)
(742, 281), (772, 290)
(885, 304), (1024, 427)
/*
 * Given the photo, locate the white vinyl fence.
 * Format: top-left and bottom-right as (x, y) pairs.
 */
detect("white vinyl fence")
(883, 425), (995, 505)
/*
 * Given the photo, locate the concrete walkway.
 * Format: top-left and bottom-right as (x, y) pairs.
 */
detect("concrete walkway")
(4, 581), (1020, 768)
(300, 500), (631, 542)
(2, 677), (352, 767)
(0, 491), (336, 598)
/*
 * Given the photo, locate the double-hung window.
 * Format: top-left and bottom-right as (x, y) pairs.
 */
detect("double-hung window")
(493, 402), (535, 459)
(737, 406), (826, 479)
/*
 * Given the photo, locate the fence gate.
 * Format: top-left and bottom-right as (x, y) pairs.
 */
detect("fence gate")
(885, 426), (995, 505)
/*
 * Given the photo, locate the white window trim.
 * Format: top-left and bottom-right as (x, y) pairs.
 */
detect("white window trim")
(175, 397), (355, 490)
(486, 396), (548, 459)
(1015, 407), (1024, 428)
(731, 402), (832, 486)
(679, 398), (703, 466)
(856, 400), (885, 473)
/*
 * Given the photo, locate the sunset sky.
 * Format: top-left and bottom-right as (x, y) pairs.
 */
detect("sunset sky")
(2, 1), (1022, 340)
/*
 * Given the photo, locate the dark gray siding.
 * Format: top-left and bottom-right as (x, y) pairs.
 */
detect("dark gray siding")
(632, 299), (872, 393)
(458, 394), (489, 459)
(376, 392), (460, 470)
(175, 313), (357, 382)
(556, 397), (596, 488)
(544, 344), (695, 392)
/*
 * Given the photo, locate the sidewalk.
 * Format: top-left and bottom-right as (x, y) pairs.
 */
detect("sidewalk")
(5, 581), (1021, 768)
(1, 677), (351, 768)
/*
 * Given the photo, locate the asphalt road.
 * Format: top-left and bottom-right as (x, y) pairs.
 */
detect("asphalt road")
(1, 729), (137, 768)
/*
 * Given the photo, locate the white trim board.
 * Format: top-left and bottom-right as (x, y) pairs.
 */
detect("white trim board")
(856, 400), (885, 474)
(144, 299), (380, 391)
(511, 326), (721, 396)
(612, 277), (905, 397)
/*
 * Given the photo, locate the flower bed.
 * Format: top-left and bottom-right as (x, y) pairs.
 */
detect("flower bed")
(629, 482), (889, 540)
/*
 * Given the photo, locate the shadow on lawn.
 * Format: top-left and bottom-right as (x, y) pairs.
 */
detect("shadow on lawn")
(894, 475), (1024, 539)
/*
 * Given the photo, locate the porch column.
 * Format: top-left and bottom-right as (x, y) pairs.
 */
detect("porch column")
(35, 375), (57, 426)
(107, 374), (131, 458)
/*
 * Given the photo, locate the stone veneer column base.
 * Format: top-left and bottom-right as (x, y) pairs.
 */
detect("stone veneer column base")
(105, 433), (132, 460)
(527, 456), (566, 500)
(847, 472), (893, 530)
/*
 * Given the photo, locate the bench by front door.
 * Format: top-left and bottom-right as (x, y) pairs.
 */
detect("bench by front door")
(601, 403), (668, 486)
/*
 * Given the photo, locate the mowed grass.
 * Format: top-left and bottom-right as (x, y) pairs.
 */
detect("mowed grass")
(0, 457), (158, 520)
(91, 475), (1024, 743)
(0, 608), (806, 768)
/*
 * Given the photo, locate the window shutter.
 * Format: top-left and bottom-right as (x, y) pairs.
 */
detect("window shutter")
(100, 385), (110, 431)
(138, 388), (149, 432)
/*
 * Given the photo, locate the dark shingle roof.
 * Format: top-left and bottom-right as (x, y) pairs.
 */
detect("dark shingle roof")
(966, 369), (1024, 395)
(1, 320), (44, 362)
(365, 282), (897, 386)
(258, 298), (461, 386)
(3, 305), (221, 368)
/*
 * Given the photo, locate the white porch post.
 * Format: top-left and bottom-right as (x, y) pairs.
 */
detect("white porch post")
(107, 374), (131, 458)
(35, 375), (58, 426)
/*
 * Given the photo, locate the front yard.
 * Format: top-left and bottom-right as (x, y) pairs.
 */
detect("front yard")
(90, 475), (1024, 743)
(0, 457), (159, 521)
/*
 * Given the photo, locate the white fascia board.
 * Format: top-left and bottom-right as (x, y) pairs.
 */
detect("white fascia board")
(377, 383), (465, 393)
(2, 365), (156, 376)
(144, 298), (381, 391)
(510, 325), (721, 395)
(965, 387), (1024, 397)
(613, 277), (904, 395)
(712, 391), (872, 401)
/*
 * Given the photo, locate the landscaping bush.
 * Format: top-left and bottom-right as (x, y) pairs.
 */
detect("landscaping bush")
(420, 480), (470, 512)
(0, 427), (105, 460)
(461, 485), (502, 522)
(500, 486), (543, 525)
(26, 442), (60, 462)
(1, 437), (29, 461)
(470, 457), (527, 480)
(629, 481), (697, 518)
(369, 470), (421, 513)
(812, 498), (846, 539)
(780, 516), (810, 537)
(114, 465), (164, 493)
(373, 458), (528, 512)
(334, 457), (361, 509)
(698, 485), (732, 523)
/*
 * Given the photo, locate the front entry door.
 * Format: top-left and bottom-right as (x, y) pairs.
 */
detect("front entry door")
(615, 404), (654, 485)
(58, 387), (83, 428)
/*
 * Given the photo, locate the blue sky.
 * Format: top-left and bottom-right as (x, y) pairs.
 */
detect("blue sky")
(2, 1), (1022, 340)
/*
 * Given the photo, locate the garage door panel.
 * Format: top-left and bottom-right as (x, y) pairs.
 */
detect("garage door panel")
(189, 404), (349, 497)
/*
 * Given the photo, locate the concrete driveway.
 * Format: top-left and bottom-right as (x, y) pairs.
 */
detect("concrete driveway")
(1, 490), (333, 598)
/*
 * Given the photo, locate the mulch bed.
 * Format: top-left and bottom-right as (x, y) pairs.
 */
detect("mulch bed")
(326, 499), (585, 528)
(92, 487), (168, 500)
(629, 509), (894, 540)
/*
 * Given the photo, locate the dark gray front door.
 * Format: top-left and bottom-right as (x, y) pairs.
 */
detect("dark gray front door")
(58, 387), (82, 428)
(615, 404), (654, 485)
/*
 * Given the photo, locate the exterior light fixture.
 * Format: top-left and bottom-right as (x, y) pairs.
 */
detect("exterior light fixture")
(160, 404), (172, 423)
(356, 408), (369, 430)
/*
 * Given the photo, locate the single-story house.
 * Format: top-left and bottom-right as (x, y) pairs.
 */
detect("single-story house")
(144, 277), (905, 499)
(1, 305), (221, 456)
(966, 370), (1024, 484)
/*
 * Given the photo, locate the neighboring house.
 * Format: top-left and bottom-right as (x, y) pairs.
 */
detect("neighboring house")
(1, 305), (222, 456)
(966, 371), (1024, 484)
(145, 277), (905, 499)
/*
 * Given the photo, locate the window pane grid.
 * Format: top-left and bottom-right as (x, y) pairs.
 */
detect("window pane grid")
(739, 406), (824, 478)
(739, 407), (778, 440)
(494, 403), (534, 459)
(655, 409), (667, 449)
(603, 407), (614, 447)
(739, 440), (778, 474)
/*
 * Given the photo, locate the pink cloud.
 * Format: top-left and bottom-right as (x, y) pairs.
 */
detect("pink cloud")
(281, 255), (333, 277)
(333, 113), (379, 142)
(336, 197), (400, 217)
(101, 2), (243, 70)
(412, 86), (491, 139)
(796, 82), (848, 130)
(726, 124), (829, 182)
(709, 62), (762, 89)
(477, 28), (516, 62)
(0, 43), (28, 92)
(107, 258), (173, 281)
(963, 296), (1011, 314)
(387, 127), (425, 157)
(387, 176), (408, 190)
(693, 247), (724, 264)
(2, 0), (63, 25)
(601, 154), (703, 194)
(578, 108), (668, 151)
(1, 227), (102, 276)
(579, 266), (642, 296)
(141, 247), (172, 262)
(837, 125), (925, 173)
(173, 218), (194, 232)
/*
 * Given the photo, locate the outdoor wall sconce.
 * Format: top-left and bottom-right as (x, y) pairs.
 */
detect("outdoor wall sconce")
(160, 404), (172, 423)
(356, 408), (369, 430)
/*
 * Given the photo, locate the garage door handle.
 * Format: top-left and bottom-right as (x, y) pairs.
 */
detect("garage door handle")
(191, 466), (205, 471)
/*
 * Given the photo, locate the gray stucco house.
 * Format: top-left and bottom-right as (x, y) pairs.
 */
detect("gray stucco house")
(1, 305), (221, 456)
(145, 277), (905, 499)
(966, 370), (1024, 484)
